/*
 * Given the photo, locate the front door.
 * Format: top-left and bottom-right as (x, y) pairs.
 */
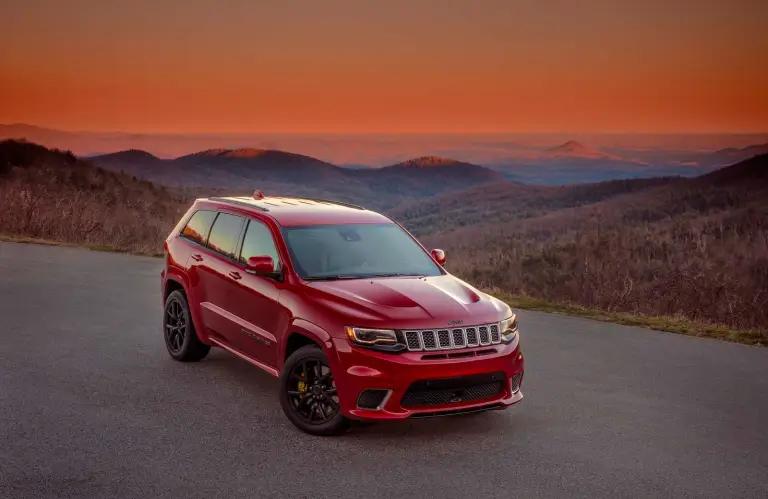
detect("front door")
(228, 218), (289, 369)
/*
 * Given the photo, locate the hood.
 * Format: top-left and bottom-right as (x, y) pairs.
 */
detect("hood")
(304, 274), (510, 328)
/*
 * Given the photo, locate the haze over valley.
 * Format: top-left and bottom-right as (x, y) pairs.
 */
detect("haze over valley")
(2, 123), (767, 186)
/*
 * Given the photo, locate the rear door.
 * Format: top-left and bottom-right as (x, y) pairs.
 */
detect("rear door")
(190, 211), (247, 350)
(177, 208), (217, 317)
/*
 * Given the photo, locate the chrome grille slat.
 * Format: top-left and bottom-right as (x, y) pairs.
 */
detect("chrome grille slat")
(437, 329), (451, 349)
(466, 327), (478, 347)
(422, 330), (437, 350)
(405, 331), (419, 350)
(479, 326), (490, 345)
(403, 323), (502, 352)
(452, 328), (465, 348)
(490, 324), (500, 343)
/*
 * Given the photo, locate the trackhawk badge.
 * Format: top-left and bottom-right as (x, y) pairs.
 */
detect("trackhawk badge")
(448, 319), (464, 325)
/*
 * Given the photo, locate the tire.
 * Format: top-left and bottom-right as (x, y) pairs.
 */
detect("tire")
(163, 290), (210, 362)
(279, 345), (350, 436)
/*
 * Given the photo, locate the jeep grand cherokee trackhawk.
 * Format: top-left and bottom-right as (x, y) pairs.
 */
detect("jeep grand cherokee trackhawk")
(161, 192), (524, 435)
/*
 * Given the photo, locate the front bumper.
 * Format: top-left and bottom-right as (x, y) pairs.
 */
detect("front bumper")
(331, 336), (524, 420)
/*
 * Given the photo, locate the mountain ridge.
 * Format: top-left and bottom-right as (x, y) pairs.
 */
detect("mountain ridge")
(90, 146), (508, 210)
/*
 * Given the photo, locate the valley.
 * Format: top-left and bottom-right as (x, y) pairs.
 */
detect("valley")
(1, 138), (766, 342)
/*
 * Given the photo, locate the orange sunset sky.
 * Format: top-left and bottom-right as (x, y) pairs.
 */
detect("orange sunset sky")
(1, 0), (767, 134)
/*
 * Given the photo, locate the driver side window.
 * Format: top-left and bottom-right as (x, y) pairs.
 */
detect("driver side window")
(239, 219), (280, 271)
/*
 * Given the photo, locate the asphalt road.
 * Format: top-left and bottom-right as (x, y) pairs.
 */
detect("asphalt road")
(1, 241), (766, 499)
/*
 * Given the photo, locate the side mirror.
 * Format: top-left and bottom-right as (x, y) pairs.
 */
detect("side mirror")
(245, 256), (279, 278)
(431, 248), (446, 265)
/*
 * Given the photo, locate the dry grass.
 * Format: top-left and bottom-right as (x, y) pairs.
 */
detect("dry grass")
(491, 291), (766, 346)
(419, 155), (768, 335)
(0, 140), (188, 254)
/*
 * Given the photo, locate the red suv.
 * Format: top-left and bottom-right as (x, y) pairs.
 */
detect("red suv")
(161, 193), (524, 435)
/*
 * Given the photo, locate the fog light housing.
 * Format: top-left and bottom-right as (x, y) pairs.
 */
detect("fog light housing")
(356, 389), (391, 410)
(510, 372), (523, 393)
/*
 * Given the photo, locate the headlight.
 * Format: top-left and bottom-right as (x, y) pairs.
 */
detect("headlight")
(500, 315), (519, 343)
(345, 327), (399, 346)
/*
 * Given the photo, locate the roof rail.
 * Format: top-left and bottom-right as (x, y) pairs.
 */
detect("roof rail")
(207, 197), (270, 212)
(299, 197), (366, 210)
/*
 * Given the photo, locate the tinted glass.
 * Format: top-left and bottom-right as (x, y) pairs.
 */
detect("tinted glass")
(283, 223), (442, 279)
(181, 210), (216, 245)
(240, 220), (280, 271)
(207, 213), (245, 258)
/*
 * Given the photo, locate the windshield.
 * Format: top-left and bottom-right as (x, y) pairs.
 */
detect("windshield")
(282, 223), (443, 280)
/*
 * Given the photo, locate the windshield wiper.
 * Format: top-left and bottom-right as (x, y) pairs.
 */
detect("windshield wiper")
(303, 275), (367, 281)
(363, 273), (425, 278)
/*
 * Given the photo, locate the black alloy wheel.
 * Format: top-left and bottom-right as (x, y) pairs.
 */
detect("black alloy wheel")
(280, 345), (350, 435)
(287, 358), (339, 424)
(164, 297), (186, 354)
(163, 290), (210, 362)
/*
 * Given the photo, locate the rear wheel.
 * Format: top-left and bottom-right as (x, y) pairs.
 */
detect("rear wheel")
(279, 345), (350, 436)
(163, 290), (210, 362)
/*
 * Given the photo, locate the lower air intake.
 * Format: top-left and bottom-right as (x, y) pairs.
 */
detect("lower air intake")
(356, 389), (390, 410)
(510, 372), (523, 393)
(400, 372), (506, 408)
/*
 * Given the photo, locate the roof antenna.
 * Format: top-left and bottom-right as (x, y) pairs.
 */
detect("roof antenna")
(252, 190), (265, 200)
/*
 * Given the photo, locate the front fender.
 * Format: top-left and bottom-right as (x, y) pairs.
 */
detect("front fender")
(282, 318), (341, 372)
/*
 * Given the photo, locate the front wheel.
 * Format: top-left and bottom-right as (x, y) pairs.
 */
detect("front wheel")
(279, 345), (350, 436)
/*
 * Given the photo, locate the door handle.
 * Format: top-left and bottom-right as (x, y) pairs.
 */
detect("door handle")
(229, 271), (242, 280)
(191, 254), (203, 262)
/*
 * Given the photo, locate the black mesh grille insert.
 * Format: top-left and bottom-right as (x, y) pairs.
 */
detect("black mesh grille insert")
(405, 331), (420, 350)
(437, 329), (451, 348)
(479, 326), (490, 345)
(422, 330), (437, 349)
(400, 372), (506, 408)
(466, 328), (478, 346)
(490, 324), (500, 343)
(357, 389), (389, 409)
(451, 328), (465, 347)
(402, 382), (503, 407)
(510, 372), (523, 393)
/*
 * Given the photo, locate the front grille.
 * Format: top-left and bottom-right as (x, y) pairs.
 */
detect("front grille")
(400, 372), (506, 407)
(402, 322), (502, 352)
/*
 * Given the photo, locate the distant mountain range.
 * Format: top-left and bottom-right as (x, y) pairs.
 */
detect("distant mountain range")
(2, 123), (767, 186)
(90, 148), (507, 210)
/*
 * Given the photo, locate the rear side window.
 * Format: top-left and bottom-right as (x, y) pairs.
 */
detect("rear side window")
(181, 210), (216, 245)
(207, 213), (245, 259)
(240, 219), (280, 271)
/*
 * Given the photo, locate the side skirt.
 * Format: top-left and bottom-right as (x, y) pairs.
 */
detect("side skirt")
(209, 337), (280, 377)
